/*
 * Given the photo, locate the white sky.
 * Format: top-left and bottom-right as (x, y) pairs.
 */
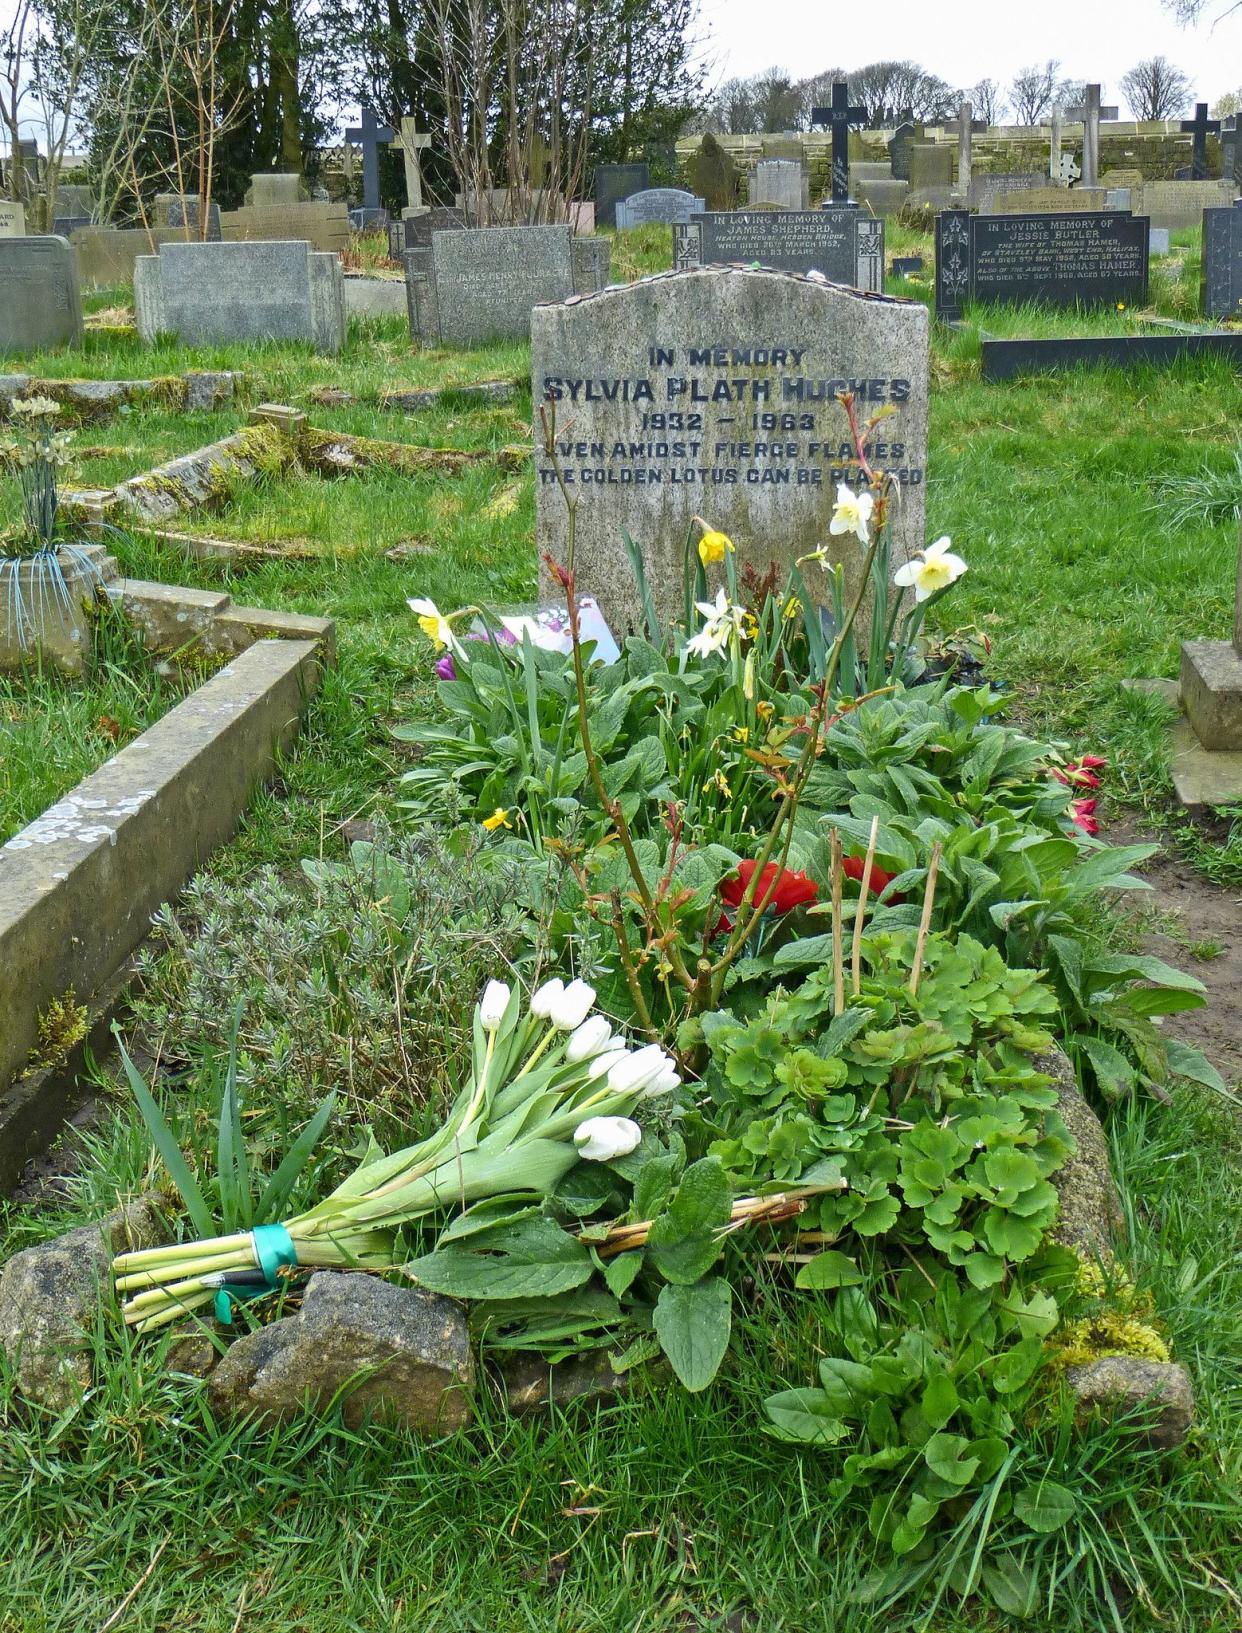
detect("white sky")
(698, 0), (1242, 113)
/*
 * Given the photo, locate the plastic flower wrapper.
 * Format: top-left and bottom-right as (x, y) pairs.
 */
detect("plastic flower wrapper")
(112, 979), (676, 1333)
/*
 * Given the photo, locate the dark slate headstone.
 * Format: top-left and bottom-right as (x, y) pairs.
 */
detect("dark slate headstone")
(593, 163), (650, 228)
(349, 206), (390, 231)
(0, 235), (83, 352)
(1202, 200), (1242, 318)
(892, 255), (923, 276)
(934, 208), (1149, 320)
(672, 208), (883, 293)
(687, 135), (738, 211)
(614, 188), (704, 228)
(404, 205), (468, 249)
(888, 122), (922, 182)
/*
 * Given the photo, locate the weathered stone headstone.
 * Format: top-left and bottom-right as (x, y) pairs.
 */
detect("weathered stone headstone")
(935, 208), (1149, 320)
(248, 173), (303, 206)
(422, 224), (576, 346)
(970, 173), (1047, 214)
(154, 193), (222, 240)
(1181, 102), (1221, 182)
(0, 236), (82, 352)
(673, 208), (883, 292)
(1181, 513), (1242, 751)
(752, 159), (805, 210)
(1136, 178), (1236, 231)
(686, 135), (737, 211)
(0, 202), (25, 237)
(1150, 227), (1170, 255)
(1202, 200), (1242, 317)
(993, 186), (1107, 214)
(219, 202), (351, 254)
(532, 266), (929, 632)
(594, 163), (650, 229)
(570, 236), (611, 293)
(134, 239), (345, 353)
(404, 205), (468, 248)
(614, 188), (704, 229)
(908, 143), (952, 190)
(1222, 119), (1242, 187)
(888, 121), (922, 182)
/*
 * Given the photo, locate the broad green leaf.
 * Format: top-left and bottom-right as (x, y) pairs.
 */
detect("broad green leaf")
(1084, 952), (1205, 995)
(763, 1387), (850, 1445)
(1164, 1038), (1227, 1095)
(923, 1432), (979, 1487)
(406, 1216), (592, 1300)
(982, 1557), (1038, 1618)
(1013, 1479), (1076, 1533)
(920, 1371), (959, 1430)
(647, 1157), (732, 1285)
(602, 1250), (643, 1300)
(255, 1091), (336, 1225)
(1079, 1034), (1136, 1100)
(988, 1335), (1044, 1395)
(653, 1277), (732, 1392)
(796, 1251), (863, 1291)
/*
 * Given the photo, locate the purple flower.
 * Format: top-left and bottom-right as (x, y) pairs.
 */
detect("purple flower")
(435, 653), (456, 681)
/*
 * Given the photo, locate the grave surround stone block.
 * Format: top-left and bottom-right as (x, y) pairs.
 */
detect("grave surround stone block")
(532, 266), (929, 633)
(1202, 200), (1242, 317)
(134, 239), (344, 354)
(1181, 515), (1242, 753)
(673, 208), (883, 293)
(935, 209), (1149, 319)
(0, 235), (82, 353)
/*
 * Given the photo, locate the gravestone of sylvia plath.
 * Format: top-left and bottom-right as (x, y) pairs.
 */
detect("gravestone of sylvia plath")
(1202, 200), (1242, 318)
(0, 201), (25, 237)
(614, 188), (704, 229)
(673, 208), (883, 293)
(935, 208), (1148, 320)
(421, 224), (576, 345)
(594, 162), (650, 229)
(531, 266), (929, 633)
(752, 159), (805, 210)
(0, 236), (83, 353)
(134, 239), (345, 353)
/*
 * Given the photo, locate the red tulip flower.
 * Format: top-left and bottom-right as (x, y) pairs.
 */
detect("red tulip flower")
(842, 854), (903, 899)
(721, 859), (819, 915)
(1070, 797), (1099, 836)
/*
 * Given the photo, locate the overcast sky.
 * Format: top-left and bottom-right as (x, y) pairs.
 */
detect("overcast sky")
(699, 0), (1242, 112)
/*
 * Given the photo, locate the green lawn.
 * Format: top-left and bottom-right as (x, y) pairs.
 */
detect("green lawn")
(1, 225), (1240, 1631)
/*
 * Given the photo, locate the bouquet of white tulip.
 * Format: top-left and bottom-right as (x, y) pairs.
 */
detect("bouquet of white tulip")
(112, 978), (677, 1334)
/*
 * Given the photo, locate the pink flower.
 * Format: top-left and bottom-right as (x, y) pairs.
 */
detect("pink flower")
(1071, 797), (1099, 836)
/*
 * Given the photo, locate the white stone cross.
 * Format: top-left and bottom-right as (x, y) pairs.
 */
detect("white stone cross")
(390, 119), (431, 211)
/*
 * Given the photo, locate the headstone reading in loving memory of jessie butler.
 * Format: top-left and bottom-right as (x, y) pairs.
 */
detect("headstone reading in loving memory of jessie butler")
(531, 266), (929, 633)
(672, 208), (883, 292)
(1201, 198), (1242, 318)
(935, 208), (1149, 320)
(811, 81), (867, 203)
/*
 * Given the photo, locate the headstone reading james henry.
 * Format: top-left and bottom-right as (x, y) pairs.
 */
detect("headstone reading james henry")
(594, 162), (650, 229)
(614, 188), (704, 229)
(811, 81), (867, 202)
(1202, 199), (1242, 318)
(426, 224), (576, 346)
(0, 236), (83, 353)
(531, 266), (929, 632)
(934, 208), (1149, 320)
(673, 208), (883, 292)
(1181, 102), (1221, 182)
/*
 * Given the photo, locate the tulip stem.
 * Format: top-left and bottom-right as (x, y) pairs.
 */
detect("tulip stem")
(851, 814), (880, 997)
(909, 842), (943, 999)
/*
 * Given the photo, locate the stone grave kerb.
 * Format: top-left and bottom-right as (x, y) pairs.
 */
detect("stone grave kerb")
(1181, 514), (1242, 752)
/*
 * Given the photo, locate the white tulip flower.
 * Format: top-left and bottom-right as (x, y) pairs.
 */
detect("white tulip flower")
(529, 977), (565, 1019)
(551, 978), (596, 1030)
(828, 483), (875, 546)
(479, 980), (511, 1030)
(646, 1064), (682, 1097)
(893, 537), (968, 603)
(566, 1015), (613, 1064)
(588, 1046), (631, 1080)
(607, 1043), (668, 1094)
(574, 1116), (643, 1162)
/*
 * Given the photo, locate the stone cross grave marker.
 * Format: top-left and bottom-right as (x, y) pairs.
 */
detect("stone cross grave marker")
(1082, 84), (1101, 188)
(346, 107), (396, 212)
(955, 100), (973, 197)
(0, 235), (83, 352)
(390, 118), (431, 212)
(811, 81), (867, 202)
(1181, 103), (1221, 182)
(531, 265), (929, 633)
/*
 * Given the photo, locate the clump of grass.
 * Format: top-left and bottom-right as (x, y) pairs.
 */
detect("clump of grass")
(1147, 442), (1242, 530)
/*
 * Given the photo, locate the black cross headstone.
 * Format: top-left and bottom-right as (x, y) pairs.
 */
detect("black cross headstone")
(345, 106), (397, 211)
(811, 81), (867, 203)
(1180, 102), (1221, 182)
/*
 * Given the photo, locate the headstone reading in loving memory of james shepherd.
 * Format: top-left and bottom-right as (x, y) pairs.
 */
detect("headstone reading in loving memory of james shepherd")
(1202, 199), (1242, 318)
(0, 235), (83, 353)
(673, 208), (883, 292)
(935, 208), (1149, 320)
(531, 266), (929, 632)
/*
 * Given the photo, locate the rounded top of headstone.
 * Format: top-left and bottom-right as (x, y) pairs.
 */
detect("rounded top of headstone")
(535, 262), (920, 311)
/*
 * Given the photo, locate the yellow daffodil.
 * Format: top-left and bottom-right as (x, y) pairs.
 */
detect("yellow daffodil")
(482, 807), (512, 831)
(893, 536), (967, 603)
(713, 769), (732, 799)
(732, 725), (749, 743)
(829, 482), (874, 546)
(407, 596), (461, 652)
(756, 699), (775, 720)
(697, 529), (735, 566)
(783, 595), (801, 620)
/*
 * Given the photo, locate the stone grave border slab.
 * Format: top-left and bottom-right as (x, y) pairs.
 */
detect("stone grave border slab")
(0, 370), (242, 422)
(0, 605), (334, 1190)
(973, 325), (1242, 380)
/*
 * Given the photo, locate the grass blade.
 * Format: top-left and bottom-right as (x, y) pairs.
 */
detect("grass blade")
(256, 1092), (337, 1224)
(115, 1031), (215, 1238)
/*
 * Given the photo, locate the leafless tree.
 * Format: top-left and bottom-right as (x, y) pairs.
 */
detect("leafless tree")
(0, 0), (34, 204)
(1161, 0), (1241, 17)
(970, 77), (1006, 125)
(1121, 56), (1193, 119)
(1009, 60), (1064, 124)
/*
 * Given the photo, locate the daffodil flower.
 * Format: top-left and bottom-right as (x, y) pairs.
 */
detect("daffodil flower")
(893, 537), (967, 603)
(407, 596), (462, 653)
(697, 529), (734, 566)
(828, 483), (874, 546)
(482, 807), (512, 831)
(686, 588), (747, 659)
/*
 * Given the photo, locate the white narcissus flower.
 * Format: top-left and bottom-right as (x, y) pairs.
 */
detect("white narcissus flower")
(574, 1116), (643, 1162)
(407, 597), (460, 652)
(529, 977), (565, 1019)
(551, 978), (596, 1031)
(828, 483), (875, 546)
(686, 588), (747, 660)
(479, 980), (511, 1030)
(893, 537), (967, 603)
(566, 1015), (613, 1063)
